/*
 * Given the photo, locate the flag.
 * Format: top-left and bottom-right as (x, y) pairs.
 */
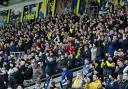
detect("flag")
(20, 6), (24, 22)
(120, 0), (124, 6)
(36, 3), (39, 18)
(7, 9), (11, 23)
(72, 0), (77, 13)
(72, 0), (80, 14)
(41, 0), (48, 17)
(97, 0), (100, 5)
(124, 0), (127, 5)
(51, 0), (56, 17)
(76, 0), (80, 14)
(114, 0), (118, 7)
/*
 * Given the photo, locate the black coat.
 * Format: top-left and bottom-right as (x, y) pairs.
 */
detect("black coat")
(81, 49), (91, 59)
(13, 70), (24, 85)
(24, 67), (33, 80)
(0, 73), (5, 89)
(121, 39), (128, 52)
(117, 80), (128, 89)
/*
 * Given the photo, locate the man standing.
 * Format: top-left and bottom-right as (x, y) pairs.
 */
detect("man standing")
(60, 64), (73, 89)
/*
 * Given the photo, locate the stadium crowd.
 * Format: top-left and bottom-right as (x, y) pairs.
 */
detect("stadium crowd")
(0, 6), (128, 89)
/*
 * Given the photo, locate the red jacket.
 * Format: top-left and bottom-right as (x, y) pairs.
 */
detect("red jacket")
(66, 44), (75, 54)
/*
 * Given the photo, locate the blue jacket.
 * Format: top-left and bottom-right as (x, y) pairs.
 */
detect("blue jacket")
(10, 44), (16, 52)
(121, 39), (128, 52)
(105, 79), (118, 89)
(61, 70), (73, 85)
(107, 40), (119, 57)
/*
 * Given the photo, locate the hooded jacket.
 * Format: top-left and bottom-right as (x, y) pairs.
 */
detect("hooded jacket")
(86, 79), (102, 89)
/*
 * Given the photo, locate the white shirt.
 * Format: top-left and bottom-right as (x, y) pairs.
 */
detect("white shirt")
(91, 47), (97, 60)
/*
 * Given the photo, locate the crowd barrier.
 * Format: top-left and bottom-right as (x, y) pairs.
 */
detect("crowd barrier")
(10, 51), (25, 57)
(25, 66), (83, 88)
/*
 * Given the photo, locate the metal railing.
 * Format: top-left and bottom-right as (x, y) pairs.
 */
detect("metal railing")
(10, 51), (25, 57)
(25, 66), (83, 89)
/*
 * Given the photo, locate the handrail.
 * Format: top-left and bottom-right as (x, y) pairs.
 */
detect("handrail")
(25, 66), (83, 88)
(10, 51), (25, 57)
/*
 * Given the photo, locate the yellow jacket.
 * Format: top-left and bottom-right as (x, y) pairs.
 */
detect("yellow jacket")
(85, 79), (102, 89)
(47, 32), (52, 40)
(72, 77), (83, 88)
(100, 61), (113, 68)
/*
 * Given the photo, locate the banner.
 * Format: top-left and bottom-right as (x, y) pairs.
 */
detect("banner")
(55, 0), (63, 14)
(36, 3), (39, 19)
(124, 0), (127, 5)
(0, 10), (8, 26)
(23, 4), (36, 21)
(51, 0), (56, 17)
(76, 0), (80, 14)
(114, 0), (118, 7)
(97, 0), (107, 10)
(49, 0), (56, 17)
(79, 0), (85, 15)
(40, 0), (48, 17)
(20, 5), (24, 22)
(10, 6), (22, 23)
(120, 0), (124, 6)
(61, 0), (72, 14)
(72, 0), (77, 13)
(39, 2), (43, 18)
(97, 0), (100, 5)
(72, 0), (81, 14)
(7, 9), (11, 23)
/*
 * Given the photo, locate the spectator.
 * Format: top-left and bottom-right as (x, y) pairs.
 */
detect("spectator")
(33, 78), (43, 89)
(72, 72), (83, 89)
(81, 45), (91, 59)
(23, 62), (33, 80)
(49, 81), (58, 89)
(123, 66), (128, 73)
(7, 86), (13, 89)
(45, 57), (57, 76)
(32, 61), (43, 81)
(0, 68), (6, 89)
(12, 67), (24, 88)
(101, 56), (115, 76)
(116, 72), (128, 89)
(91, 44), (97, 61)
(16, 85), (24, 89)
(85, 74), (102, 89)
(121, 32), (128, 52)
(103, 74), (118, 89)
(66, 42), (75, 55)
(60, 64), (73, 89)
(107, 35), (119, 57)
(115, 58), (126, 74)
(43, 74), (54, 89)
(82, 59), (90, 77)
